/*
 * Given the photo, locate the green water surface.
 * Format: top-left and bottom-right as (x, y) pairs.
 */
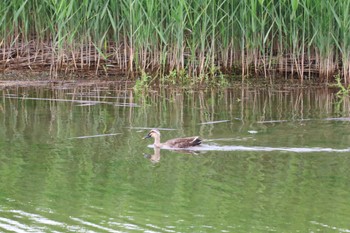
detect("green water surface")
(0, 84), (349, 232)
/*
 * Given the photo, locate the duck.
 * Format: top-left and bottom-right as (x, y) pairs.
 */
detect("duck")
(143, 129), (202, 148)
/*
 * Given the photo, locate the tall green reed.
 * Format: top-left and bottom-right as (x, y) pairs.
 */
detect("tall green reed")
(1, 0), (350, 83)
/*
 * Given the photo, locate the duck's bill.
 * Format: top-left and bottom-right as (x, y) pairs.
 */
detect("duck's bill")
(143, 135), (151, 139)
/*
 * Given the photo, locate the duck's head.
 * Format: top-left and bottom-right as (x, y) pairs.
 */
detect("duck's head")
(143, 129), (161, 139)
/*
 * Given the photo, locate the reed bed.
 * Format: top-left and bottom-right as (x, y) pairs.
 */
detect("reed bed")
(1, 0), (350, 83)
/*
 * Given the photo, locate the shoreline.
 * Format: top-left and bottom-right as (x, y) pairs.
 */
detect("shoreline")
(0, 70), (333, 90)
(0, 70), (135, 88)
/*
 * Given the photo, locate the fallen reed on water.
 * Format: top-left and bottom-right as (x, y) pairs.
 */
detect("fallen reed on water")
(1, 0), (350, 83)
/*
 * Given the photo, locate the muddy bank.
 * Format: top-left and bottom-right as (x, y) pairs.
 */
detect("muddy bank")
(0, 69), (331, 90)
(0, 70), (134, 88)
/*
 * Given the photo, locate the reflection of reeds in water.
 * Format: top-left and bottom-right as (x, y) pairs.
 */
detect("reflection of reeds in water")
(2, 85), (350, 141)
(0, 86), (137, 143)
(135, 86), (350, 131)
(1, 85), (349, 151)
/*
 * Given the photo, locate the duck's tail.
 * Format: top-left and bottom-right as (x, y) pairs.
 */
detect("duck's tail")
(190, 137), (202, 146)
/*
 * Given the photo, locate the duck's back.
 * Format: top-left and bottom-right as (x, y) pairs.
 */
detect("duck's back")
(165, 136), (201, 148)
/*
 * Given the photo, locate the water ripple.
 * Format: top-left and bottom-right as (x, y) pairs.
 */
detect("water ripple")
(150, 144), (350, 153)
(70, 217), (120, 232)
(0, 209), (62, 233)
(0, 217), (33, 233)
(8, 210), (62, 226)
(311, 221), (350, 232)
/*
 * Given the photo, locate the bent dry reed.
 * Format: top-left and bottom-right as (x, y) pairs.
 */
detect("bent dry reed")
(1, 0), (350, 83)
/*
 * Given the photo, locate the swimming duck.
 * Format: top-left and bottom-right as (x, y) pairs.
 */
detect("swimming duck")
(143, 129), (202, 148)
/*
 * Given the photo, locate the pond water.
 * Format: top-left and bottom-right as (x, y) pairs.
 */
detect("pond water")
(0, 82), (350, 232)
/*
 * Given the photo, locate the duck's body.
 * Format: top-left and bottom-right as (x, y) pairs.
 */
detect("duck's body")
(143, 129), (201, 148)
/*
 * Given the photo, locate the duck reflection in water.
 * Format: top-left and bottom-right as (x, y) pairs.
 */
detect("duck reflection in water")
(143, 146), (201, 163)
(143, 146), (161, 163)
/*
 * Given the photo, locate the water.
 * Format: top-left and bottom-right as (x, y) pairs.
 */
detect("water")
(0, 83), (350, 232)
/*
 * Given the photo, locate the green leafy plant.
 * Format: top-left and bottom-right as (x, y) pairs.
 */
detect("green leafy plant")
(333, 74), (350, 97)
(133, 70), (150, 92)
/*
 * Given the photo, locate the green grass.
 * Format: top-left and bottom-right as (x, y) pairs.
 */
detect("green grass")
(1, 0), (350, 84)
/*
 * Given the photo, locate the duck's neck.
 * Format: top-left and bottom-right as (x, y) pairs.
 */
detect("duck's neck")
(153, 135), (162, 147)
